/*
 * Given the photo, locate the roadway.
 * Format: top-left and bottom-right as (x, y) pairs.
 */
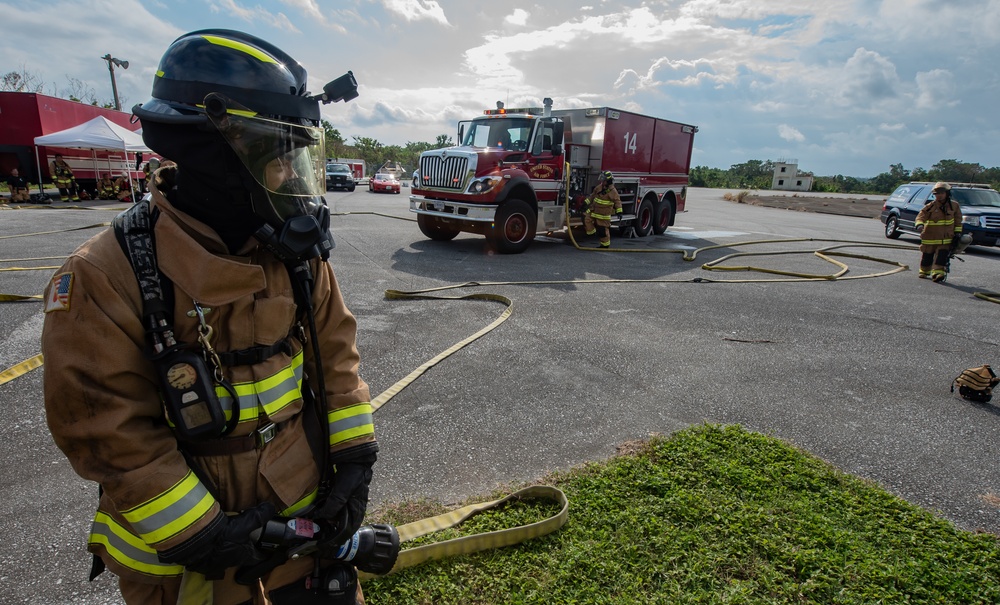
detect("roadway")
(1, 187), (999, 603)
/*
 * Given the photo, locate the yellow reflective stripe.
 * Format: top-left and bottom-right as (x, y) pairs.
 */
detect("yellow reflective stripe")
(201, 35), (278, 64)
(924, 219), (955, 226)
(921, 238), (951, 245)
(328, 403), (375, 447)
(252, 350), (305, 414)
(215, 349), (305, 420)
(215, 383), (262, 424)
(591, 212), (612, 220)
(89, 511), (184, 577)
(120, 471), (216, 545)
(281, 488), (319, 517)
(155, 69), (164, 78)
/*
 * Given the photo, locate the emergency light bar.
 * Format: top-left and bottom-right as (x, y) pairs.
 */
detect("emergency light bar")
(483, 107), (543, 116)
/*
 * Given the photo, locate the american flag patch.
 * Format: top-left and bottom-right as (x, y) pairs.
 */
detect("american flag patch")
(44, 272), (74, 313)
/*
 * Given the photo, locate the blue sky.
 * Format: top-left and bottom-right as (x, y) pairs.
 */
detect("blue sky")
(2, 0), (998, 178)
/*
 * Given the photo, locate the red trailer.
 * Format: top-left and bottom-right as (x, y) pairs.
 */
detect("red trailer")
(409, 99), (697, 253)
(0, 91), (144, 192)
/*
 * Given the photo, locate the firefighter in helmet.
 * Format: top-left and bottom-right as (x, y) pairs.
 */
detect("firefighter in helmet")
(583, 170), (623, 248)
(914, 181), (963, 282)
(42, 30), (376, 605)
(50, 153), (80, 201)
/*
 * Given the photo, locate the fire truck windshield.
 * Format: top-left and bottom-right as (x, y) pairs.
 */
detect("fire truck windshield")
(463, 118), (533, 151)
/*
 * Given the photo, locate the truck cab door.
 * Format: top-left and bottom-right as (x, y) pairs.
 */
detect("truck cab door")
(531, 118), (563, 157)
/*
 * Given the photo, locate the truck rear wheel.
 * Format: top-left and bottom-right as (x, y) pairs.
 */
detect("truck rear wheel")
(417, 214), (461, 241)
(490, 199), (536, 254)
(634, 198), (654, 237)
(653, 199), (673, 235)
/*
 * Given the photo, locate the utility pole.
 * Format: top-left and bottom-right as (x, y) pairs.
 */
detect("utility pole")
(101, 54), (129, 111)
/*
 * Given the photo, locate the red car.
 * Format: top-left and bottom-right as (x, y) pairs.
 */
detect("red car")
(369, 173), (401, 194)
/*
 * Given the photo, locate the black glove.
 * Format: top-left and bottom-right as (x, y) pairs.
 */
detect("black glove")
(159, 501), (276, 577)
(313, 451), (377, 551)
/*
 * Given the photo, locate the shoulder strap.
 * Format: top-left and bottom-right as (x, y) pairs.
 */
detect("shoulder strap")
(112, 200), (176, 353)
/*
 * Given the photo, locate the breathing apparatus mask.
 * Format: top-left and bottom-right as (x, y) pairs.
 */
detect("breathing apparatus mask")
(203, 93), (333, 262)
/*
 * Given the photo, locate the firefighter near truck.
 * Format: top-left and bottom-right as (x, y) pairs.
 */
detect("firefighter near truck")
(409, 98), (697, 253)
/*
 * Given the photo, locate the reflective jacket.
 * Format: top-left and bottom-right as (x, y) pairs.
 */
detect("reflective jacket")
(97, 178), (118, 199)
(42, 169), (375, 586)
(585, 184), (622, 224)
(51, 160), (74, 185)
(915, 199), (962, 252)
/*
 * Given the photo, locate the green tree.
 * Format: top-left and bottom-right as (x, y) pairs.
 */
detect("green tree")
(689, 165), (727, 188)
(352, 136), (384, 176)
(727, 160), (774, 189)
(929, 159), (983, 183)
(868, 163), (910, 194)
(322, 120), (345, 159)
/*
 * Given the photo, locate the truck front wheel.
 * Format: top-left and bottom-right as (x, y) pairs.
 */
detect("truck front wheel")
(490, 199), (537, 254)
(417, 214), (461, 241)
(634, 198), (654, 237)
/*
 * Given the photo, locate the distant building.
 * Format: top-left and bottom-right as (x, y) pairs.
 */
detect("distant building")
(771, 159), (813, 192)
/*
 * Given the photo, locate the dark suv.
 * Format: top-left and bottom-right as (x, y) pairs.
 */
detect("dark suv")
(325, 163), (356, 192)
(880, 182), (1000, 247)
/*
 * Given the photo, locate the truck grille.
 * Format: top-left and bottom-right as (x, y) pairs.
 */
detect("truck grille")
(983, 216), (1000, 229)
(420, 155), (468, 190)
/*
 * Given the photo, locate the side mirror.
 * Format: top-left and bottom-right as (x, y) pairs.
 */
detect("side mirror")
(551, 144), (563, 157)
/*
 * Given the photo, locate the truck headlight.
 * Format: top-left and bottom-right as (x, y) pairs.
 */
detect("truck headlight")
(962, 215), (982, 227)
(467, 177), (499, 194)
(411, 171), (420, 189)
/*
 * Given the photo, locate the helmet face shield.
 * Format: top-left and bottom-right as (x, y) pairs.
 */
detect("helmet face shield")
(207, 104), (326, 225)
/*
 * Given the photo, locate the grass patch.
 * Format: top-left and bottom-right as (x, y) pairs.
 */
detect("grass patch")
(364, 424), (1000, 604)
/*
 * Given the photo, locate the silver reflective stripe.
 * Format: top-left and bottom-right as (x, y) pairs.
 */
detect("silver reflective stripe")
(89, 513), (184, 577)
(330, 412), (372, 435)
(122, 472), (214, 544)
(216, 350), (305, 420)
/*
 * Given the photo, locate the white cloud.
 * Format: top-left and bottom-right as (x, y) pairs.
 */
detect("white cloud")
(211, 0), (300, 32)
(838, 47), (900, 106)
(778, 124), (805, 142)
(278, 0), (348, 32)
(914, 69), (958, 110)
(879, 122), (906, 132)
(382, 0), (449, 25)
(505, 8), (529, 26)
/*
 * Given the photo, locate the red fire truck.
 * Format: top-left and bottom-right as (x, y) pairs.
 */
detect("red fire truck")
(0, 91), (144, 193)
(409, 98), (698, 253)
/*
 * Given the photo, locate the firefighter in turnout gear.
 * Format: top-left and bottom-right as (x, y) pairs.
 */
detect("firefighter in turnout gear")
(50, 153), (80, 201)
(42, 30), (375, 605)
(915, 181), (963, 282)
(96, 173), (118, 199)
(583, 170), (623, 248)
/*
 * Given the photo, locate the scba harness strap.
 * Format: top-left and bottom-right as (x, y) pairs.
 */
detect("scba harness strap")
(952, 364), (999, 403)
(112, 201), (296, 439)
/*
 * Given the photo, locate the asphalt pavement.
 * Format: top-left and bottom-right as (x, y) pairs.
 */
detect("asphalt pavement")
(2, 187), (999, 604)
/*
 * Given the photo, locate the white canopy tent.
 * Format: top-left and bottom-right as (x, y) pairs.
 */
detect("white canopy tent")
(32, 116), (150, 197)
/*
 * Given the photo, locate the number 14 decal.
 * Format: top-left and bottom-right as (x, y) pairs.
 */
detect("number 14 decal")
(623, 132), (638, 154)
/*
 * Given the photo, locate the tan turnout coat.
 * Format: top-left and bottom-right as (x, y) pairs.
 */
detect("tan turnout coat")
(42, 168), (375, 598)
